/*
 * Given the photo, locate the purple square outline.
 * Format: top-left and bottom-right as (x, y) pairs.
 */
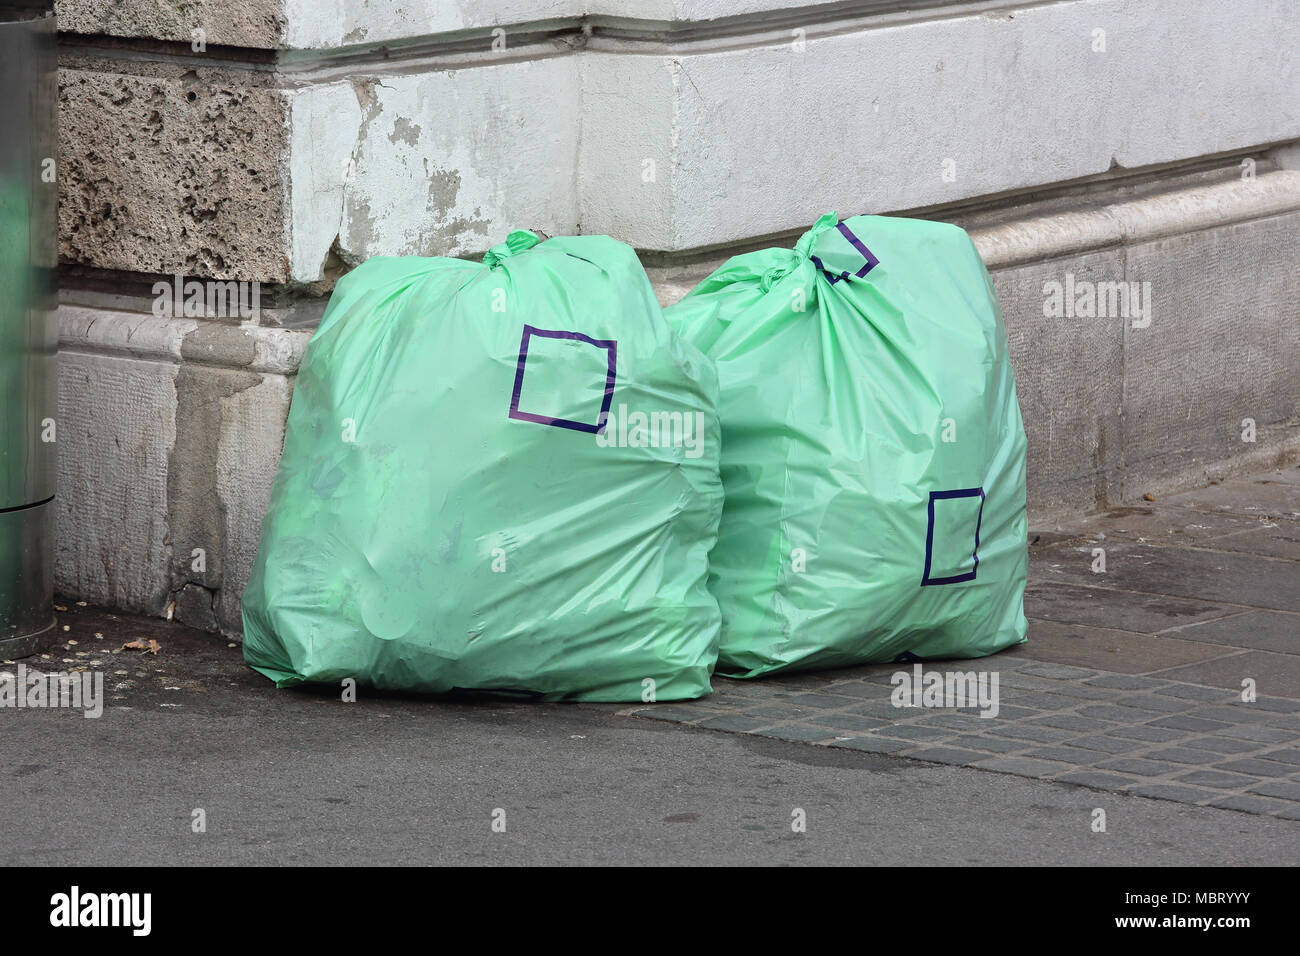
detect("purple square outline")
(921, 487), (986, 586)
(810, 221), (880, 285)
(508, 324), (617, 435)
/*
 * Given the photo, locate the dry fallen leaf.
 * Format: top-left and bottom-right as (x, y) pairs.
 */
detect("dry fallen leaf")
(121, 639), (161, 655)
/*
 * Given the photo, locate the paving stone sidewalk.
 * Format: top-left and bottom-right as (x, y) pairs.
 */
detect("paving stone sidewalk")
(615, 465), (1300, 821)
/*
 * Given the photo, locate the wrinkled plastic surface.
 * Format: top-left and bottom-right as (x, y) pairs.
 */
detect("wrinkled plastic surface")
(242, 231), (724, 701)
(665, 213), (1028, 677)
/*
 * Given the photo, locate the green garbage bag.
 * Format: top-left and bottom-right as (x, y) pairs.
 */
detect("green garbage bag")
(665, 212), (1028, 677)
(242, 230), (724, 701)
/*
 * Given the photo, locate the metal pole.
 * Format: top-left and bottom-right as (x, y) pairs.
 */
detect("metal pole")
(0, 2), (57, 659)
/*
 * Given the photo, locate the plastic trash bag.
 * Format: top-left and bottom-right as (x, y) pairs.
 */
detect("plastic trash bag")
(665, 212), (1028, 677)
(242, 230), (724, 701)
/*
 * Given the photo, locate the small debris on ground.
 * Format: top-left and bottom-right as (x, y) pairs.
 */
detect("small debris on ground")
(121, 639), (162, 655)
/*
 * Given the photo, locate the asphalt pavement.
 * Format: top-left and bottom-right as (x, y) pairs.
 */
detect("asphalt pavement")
(3, 466), (1298, 865)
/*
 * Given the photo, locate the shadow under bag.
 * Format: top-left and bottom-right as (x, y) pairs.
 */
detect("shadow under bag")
(242, 230), (724, 700)
(665, 212), (1028, 677)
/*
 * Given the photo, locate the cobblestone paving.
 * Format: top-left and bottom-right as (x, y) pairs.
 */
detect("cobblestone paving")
(621, 466), (1300, 820)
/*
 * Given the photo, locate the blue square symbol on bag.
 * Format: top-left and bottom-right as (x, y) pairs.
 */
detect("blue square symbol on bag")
(921, 487), (985, 586)
(809, 220), (880, 284)
(508, 325), (617, 434)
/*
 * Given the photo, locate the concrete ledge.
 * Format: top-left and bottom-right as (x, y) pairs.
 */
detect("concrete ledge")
(54, 0), (973, 50)
(643, 170), (1300, 293)
(57, 306), (310, 372)
(974, 172), (1300, 269)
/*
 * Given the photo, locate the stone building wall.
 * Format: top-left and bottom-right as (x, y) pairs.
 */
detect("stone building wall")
(50, 0), (1300, 634)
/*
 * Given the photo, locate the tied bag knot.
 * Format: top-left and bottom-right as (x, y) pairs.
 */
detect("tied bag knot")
(759, 211), (840, 292)
(483, 229), (544, 268)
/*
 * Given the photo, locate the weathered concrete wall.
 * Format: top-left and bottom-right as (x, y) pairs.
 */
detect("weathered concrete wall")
(581, 0), (1300, 250)
(51, 172), (1300, 634)
(48, 0), (1300, 633)
(1119, 211), (1300, 499)
(287, 81), (361, 282)
(331, 57), (582, 269)
(57, 348), (178, 613)
(54, 309), (308, 634)
(980, 173), (1300, 516)
(56, 0), (1300, 278)
(56, 0), (284, 46)
(59, 59), (289, 281)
